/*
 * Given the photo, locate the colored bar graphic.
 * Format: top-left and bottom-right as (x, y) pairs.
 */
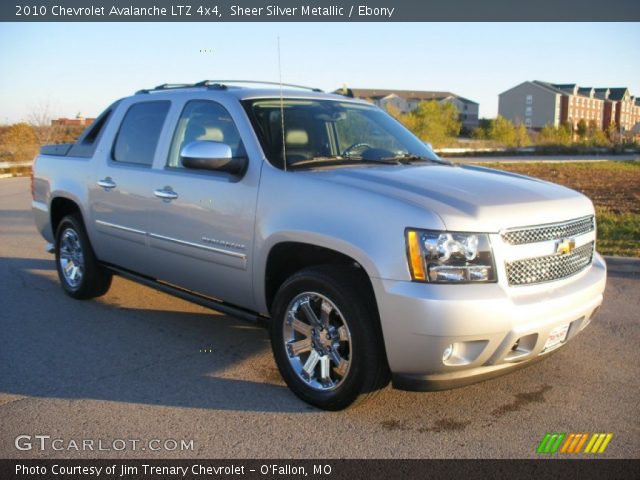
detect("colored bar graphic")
(560, 434), (575, 453)
(574, 433), (589, 453)
(584, 433), (598, 453)
(550, 433), (565, 453)
(545, 434), (558, 453)
(598, 434), (613, 453)
(537, 433), (552, 454)
(538, 433), (613, 454)
(537, 433), (566, 454)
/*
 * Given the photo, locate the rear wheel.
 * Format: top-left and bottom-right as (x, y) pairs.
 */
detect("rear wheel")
(55, 214), (112, 299)
(270, 265), (389, 410)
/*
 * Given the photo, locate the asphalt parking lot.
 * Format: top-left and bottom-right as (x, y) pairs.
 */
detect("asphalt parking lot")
(1, 177), (638, 459)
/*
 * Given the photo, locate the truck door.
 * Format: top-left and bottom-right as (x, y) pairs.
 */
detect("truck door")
(90, 100), (171, 275)
(142, 99), (260, 311)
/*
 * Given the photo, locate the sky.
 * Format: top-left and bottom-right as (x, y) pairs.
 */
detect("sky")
(0, 22), (638, 123)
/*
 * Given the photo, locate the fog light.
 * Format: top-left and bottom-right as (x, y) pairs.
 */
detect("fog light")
(442, 344), (454, 362)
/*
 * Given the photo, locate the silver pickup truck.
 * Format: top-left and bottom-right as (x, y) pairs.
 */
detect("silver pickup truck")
(32, 80), (606, 410)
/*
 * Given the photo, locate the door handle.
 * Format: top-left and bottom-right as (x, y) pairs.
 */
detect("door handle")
(97, 177), (116, 189)
(153, 187), (178, 201)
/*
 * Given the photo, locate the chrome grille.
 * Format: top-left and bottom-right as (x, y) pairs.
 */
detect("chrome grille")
(506, 241), (594, 286)
(501, 215), (594, 245)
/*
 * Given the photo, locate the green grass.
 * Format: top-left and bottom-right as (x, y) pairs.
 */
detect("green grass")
(596, 207), (640, 257)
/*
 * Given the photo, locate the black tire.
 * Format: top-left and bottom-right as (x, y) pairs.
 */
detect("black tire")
(270, 265), (390, 410)
(55, 213), (112, 300)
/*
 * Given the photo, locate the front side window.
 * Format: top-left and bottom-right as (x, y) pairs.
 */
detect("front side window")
(113, 101), (170, 166)
(243, 98), (440, 170)
(167, 100), (245, 168)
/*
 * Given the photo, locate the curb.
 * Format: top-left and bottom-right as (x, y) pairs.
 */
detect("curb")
(604, 256), (640, 274)
(453, 156), (640, 164)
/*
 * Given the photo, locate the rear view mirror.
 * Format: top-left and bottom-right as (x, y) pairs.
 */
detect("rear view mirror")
(180, 141), (246, 174)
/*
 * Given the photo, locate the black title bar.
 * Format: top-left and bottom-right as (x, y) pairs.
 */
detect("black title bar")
(3, 459), (640, 480)
(3, 0), (640, 22)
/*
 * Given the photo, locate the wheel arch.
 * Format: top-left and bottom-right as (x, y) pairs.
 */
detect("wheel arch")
(50, 196), (84, 238)
(260, 236), (380, 316)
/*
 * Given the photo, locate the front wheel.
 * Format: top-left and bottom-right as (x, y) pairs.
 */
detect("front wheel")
(55, 214), (112, 300)
(270, 266), (389, 410)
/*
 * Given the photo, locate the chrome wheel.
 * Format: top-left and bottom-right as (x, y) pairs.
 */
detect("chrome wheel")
(283, 292), (352, 391)
(58, 227), (84, 289)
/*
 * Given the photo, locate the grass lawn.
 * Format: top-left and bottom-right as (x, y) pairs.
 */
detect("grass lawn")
(482, 161), (640, 257)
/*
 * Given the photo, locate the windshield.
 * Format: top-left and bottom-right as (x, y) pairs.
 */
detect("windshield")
(242, 98), (441, 170)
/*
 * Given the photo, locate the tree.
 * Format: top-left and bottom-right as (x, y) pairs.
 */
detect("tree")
(28, 99), (57, 145)
(487, 115), (516, 147)
(514, 124), (531, 147)
(576, 119), (588, 140)
(383, 103), (402, 120)
(558, 123), (573, 145)
(0, 123), (39, 162)
(589, 127), (610, 147)
(471, 127), (486, 140)
(400, 100), (461, 148)
(537, 124), (572, 146)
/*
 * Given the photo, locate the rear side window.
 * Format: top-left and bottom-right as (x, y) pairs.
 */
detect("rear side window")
(83, 110), (111, 144)
(113, 101), (170, 166)
(68, 102), (119, 158)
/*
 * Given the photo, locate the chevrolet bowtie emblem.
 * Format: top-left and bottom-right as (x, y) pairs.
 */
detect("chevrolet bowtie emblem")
(556, 238), (576, 255)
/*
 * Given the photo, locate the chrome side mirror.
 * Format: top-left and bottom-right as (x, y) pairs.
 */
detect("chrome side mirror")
(180, 141), (246, 174)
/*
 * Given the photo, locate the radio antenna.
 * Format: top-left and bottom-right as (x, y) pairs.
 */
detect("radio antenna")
(278, 36), (287, 171)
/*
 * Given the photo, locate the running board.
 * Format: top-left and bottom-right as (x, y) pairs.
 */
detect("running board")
(105, 265), (266, 324)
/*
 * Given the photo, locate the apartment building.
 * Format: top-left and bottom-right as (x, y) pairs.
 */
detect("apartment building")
(607, 88), (640, 133)
(499, 81), (640, 135)
(335, 87), (479, 131)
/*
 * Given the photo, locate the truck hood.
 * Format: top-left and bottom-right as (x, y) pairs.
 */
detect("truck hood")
(309, 164), (594, 232)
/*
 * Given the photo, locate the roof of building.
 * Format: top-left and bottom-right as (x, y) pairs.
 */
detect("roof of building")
(607, 88), (630, 101)
(337, 88), (478, 105)
(531, 80), (568, 95)
(552, 83), (578, 95)
(503, 81), (636, 106)
(593, 88), (611, 100)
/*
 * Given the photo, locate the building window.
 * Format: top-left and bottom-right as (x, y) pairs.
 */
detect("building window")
(525, 106), (532, 116)
(525, 118), (532, 127)
(526, 95), (533, 105)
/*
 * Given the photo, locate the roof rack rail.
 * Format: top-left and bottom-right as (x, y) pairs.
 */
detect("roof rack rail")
(135, 80), (322, 95)
(194, 80), (323, 92)
(135, 83), (197, 95)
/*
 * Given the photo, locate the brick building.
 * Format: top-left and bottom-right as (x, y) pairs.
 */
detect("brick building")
(499, 81), (640, 135)
(51, 114), (95, 127)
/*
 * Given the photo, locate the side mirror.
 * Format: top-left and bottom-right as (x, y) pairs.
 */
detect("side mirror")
(180, 141), (246, 174)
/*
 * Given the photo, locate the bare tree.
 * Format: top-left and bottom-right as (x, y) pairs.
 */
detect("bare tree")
(27, 99), (59, 145)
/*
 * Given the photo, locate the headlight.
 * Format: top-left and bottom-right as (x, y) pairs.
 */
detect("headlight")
(405, 229), (497, 283)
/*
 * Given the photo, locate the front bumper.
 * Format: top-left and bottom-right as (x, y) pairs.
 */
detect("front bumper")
(372, 253), (607, 391)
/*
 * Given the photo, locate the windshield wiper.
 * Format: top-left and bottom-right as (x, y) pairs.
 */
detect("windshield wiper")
(381, 154), (450, 165)
(288, 156), (401, 169)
